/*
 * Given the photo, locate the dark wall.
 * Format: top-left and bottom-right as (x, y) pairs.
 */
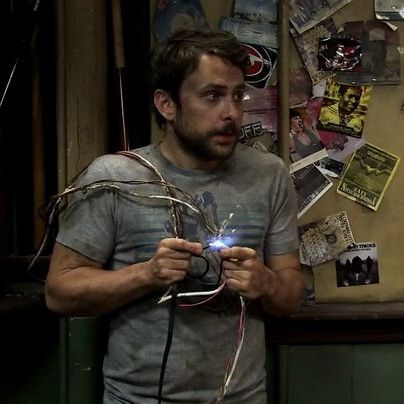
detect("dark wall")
(108, 0), (151, 151)
(0, 0), (57, 256)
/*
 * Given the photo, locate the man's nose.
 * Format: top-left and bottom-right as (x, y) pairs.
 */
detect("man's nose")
(222, 98), (242, 120)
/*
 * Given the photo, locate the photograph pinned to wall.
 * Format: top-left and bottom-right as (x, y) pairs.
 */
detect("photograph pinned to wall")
(336, 242), (379, 287)
(318, 37), (362, 72)
(152, 0), (210, 42)
(241, 86), (279, 154)
(290, 17), (338, 84)
(314, 156), (345, 178)
(336, 20), (401, 85)
(219, 16), (278, 48)
(298, 210), (355, 267)
(318, 128), (366, 161)
(242, 43), (277, 89)
(375, 0), (404, 20)
(289, 0), (352, 34)
(337, 142), (400, 211)
(289, 97), (328, 171)
(317, 76), (372, 138)
(232, 0), (278, 24)
(291, 164), (333, 219)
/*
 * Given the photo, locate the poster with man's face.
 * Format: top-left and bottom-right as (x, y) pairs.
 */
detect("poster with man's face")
(317, 77), (372, 138)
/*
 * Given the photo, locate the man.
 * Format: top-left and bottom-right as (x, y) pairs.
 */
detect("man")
(46, 28), (304, 403)
(318, 85), (364, 137)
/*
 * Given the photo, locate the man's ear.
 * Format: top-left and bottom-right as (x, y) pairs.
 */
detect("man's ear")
(154, 89), (176, 122)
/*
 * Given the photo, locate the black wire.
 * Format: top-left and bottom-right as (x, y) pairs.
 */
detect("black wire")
(158, 283), (178, 404)
(217, 259), (225, 287)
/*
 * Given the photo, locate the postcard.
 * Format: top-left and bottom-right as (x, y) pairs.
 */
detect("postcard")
(336, 242), (379, 287)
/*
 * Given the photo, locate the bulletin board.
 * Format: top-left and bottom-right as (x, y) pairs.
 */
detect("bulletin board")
(149, 0), (404, 303)
(297, 1), (404, 303)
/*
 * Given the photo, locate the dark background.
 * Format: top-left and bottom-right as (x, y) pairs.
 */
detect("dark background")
(0, 0), (151, 258)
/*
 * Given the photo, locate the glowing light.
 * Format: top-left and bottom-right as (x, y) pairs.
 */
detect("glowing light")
(208, 235), (234, 251)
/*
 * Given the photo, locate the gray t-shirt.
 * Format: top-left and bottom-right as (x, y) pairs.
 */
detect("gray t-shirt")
(57, 143), (298, 404)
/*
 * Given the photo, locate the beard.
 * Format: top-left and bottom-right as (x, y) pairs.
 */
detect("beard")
(172, 118), (239, 162)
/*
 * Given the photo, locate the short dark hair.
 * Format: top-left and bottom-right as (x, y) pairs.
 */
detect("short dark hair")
(338, 85), (362, 97)
(151, 28), (250, 128)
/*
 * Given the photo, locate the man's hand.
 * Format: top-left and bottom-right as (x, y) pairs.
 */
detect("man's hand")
(147, 238), (203, 288)
(218, 246), (274, 299)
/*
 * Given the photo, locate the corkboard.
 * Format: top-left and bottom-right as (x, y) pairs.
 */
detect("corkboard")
(300, 1), (404, 302)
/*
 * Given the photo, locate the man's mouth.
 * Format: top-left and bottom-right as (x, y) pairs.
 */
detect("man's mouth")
(212, 132), (236, 143)
(213, 123), (238, 137)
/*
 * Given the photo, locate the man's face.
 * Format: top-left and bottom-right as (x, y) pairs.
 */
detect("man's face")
(170, 54), (245, 163)
(340, 88), (361, 113)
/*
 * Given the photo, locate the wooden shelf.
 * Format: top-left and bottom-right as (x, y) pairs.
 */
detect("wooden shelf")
(287, 302), (404, 321)
(267, 303), (404, 345)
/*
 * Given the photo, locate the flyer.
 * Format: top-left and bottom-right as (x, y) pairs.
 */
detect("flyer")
(337, 143), (400, 211)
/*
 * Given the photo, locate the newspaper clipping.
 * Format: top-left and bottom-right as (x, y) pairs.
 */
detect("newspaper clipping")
(299, 211), (355, 266)
(336, 242), (379, 287)
(291, 164), (333, 219)
(219, 16), (277, 48)
(337, 142), (400, 211)
(289, 0), (352, 34)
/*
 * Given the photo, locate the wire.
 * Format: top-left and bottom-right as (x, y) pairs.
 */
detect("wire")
(157, 280), (226, 305)
(215, 296), (246, 403)
(158, 284), (178, 404)
(29, 150), (243, 402)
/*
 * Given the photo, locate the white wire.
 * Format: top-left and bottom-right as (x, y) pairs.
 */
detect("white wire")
(223, 296), (246, 392)
(215, 295), (246, 403)
(157, 282), (226, 304)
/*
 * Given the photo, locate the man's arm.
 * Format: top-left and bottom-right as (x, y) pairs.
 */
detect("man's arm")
(219, 247), (304, 315)
(262, 250), (304, 314)
(46, 239), (203, 317)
